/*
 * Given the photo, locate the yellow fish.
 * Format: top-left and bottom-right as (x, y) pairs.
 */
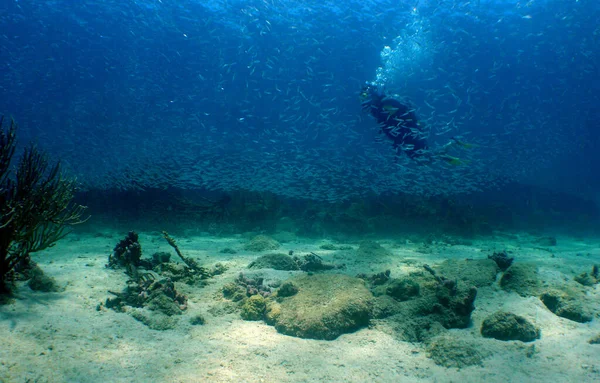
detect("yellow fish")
(451, 137), (476, 149)
(440, 154), (469, 166)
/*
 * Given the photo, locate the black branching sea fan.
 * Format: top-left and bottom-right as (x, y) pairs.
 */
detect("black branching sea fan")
(0, 117), (87, 295)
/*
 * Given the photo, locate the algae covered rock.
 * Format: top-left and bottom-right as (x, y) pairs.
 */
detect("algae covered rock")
(222, 282), (246, 302)
(130, 308), (178, 330)
(376, 315), (447, 343)
(244, 235), (280, 252)
(435, 259), (499, 288)
(265, 274), (372, 340)
(481, 311), (540, 342)
(190, 314), (206, 325)
(428, 285), (478, 329)
(500, 263), (542, 297)
(574, 265), (599, 286)
(103, 275), (188, 326)
(372, 295), (474, 343)
(27, 265), (62, 292)
(147, 292), (184, 316)
(248, 253), (299, 271)
(319, 243), (353, 251)
(370, 267), (479, 342)
(320, 243), (339, 250)
(386, 278), (420, 301)
(540, 289), (593, 323)
(574, 272), (597, 287)
(241, 294), (267, 321)
(277, 281), (299, 297)
(358, 270), (391, 287)
(293, 252), (336, 272)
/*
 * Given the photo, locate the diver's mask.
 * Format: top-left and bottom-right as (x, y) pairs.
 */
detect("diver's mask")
(360, 83), (384, 107)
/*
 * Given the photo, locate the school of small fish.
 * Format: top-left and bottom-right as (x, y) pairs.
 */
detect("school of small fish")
(0, 1), (596, 201)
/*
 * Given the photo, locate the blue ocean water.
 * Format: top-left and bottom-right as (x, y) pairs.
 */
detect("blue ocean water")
(0, 0), (598, 202)
(3, 3), (600, 381)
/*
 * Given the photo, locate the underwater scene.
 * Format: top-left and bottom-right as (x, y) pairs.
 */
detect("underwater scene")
(1, 0), (599, 382)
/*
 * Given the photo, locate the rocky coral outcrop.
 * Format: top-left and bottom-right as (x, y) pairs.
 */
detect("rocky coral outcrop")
(540, 289), (593, 323)
(265, 274), (372, 340)
(244, 235), (280, 252)
(248, 253), (299, 271)
(481, 311), (540, 342)
(435, 259), (499, 288)
(499, 263), (542, 297)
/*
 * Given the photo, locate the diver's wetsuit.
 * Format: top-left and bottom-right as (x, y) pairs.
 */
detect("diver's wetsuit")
(361, 85), (428, 159)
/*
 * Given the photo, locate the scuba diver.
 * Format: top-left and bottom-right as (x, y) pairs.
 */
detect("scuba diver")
(360, 83), (467, 165)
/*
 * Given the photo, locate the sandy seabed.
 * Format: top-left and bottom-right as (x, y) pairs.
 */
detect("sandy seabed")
(1, 229), (599, 383)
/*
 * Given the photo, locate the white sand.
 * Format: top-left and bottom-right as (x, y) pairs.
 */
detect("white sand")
(1, 230), (599, 383)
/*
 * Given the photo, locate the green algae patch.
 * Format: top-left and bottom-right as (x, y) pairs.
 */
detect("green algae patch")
(241, 294), (267, 321)
(265, 274), (372, 340)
